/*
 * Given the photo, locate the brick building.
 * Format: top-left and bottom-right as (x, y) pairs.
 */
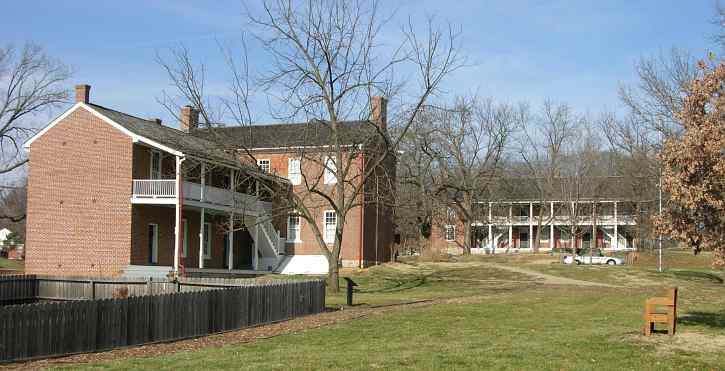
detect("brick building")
(23, 84), (394, 277)
(430, 179), (644, 254)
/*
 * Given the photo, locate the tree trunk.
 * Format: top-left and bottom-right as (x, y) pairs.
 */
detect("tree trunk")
(534, 202), (545, 253)
(462, 221), (472, 255)
(327, 255), (340, 292)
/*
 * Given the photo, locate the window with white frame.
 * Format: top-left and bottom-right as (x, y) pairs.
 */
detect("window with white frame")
(287, 213), (301, 242)
(150, 151), (162, 179)
(203, 222), (212, 259)
(288, 158), (301, 185)
(323, 156), (337, 184)
(182, 219), (188, 257)
(444, 225), (456, 241)
(323, 211), (337, 244)
(257, 159), (271, 173)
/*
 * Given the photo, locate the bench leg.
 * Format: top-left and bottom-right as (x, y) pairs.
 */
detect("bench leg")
(643, 321), (653, 336)
(668, 317), (676, 336)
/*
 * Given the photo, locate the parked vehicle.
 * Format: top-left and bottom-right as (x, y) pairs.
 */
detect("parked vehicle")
(563, 249), (624, 265)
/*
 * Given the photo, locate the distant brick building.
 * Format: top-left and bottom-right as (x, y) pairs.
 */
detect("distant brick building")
(430, 179), (642, 254)
(23, 84), (394, 277)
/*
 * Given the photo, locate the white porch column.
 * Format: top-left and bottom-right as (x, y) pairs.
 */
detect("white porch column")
(550, 201), (555, 249)
(529, 202), (533, 249)
(613, 201), (618, 249)
(508, 204), (513, 248)
(173, 155), (184, 273)
(253, 223), (259, 270)
(200, 162), (206, 202)
(228, 212), (234, 270)
(488, 202), (493, 251)
(199, 208), (205, 269)
(228, 169), (235, 270)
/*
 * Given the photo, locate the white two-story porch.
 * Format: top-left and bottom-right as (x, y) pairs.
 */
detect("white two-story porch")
(467, 200), (638, 254)
(125, 146), (287, 278)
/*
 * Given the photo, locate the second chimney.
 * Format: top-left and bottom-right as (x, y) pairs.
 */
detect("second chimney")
(180, 105), (199, 133)
(75, 84), (91, 104)
(371, 96), (388, 131)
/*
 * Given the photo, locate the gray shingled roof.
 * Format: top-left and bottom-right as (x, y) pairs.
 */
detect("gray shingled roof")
(194, 120), (380, 149)
(88, 104), (278, 180)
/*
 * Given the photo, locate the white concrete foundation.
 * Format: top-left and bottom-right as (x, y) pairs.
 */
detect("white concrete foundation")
(275, 255), (329, 275)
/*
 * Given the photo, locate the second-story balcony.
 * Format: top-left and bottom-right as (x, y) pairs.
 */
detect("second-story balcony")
(130, 179), (272, 215)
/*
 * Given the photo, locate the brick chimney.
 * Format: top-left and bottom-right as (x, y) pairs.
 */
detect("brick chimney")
(371, 96), (388, 130)
(75, 84), (91, 104)
(180, 105), (199, 132)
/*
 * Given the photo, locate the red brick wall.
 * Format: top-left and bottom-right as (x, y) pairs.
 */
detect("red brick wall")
(25, 107), (133, 276)
(245, 150), (368, 264)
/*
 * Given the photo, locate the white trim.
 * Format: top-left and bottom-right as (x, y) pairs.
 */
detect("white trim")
(444, 225), (456, 241)
(23, 102), (84, 149)
(288, 157), (301, 185)
(24, 103), (184, 157)
(243, 144), (356, 151)
(323, 210), (337, 244)
(287, 213), (302, 243)
(323, 156), (337, 185)
(257, 159), (271, 173)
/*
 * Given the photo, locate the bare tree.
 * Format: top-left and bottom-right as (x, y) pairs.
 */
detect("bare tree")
(424, 96), (522, 255)
(0, 182), (27, 240)
(517, 100), (577, 252)
(618, 48), (699, 141)
(159, 0), (464, 290)
(0, 43), (70, 222)
(395, 107), (439, 252)
(557, 121), (608, 259)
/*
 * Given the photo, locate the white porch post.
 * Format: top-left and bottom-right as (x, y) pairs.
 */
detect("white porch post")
(613, 201), (618, 250)
(550, 201), (555, 249)
(173, 155), (183, 273)
(228, 169), (235, 270)
(199, 208), (205, 269)
(253, 223), (259, 270)
(488, 202), (493, 252)
(508, 204), (513, 249)
(200, 162), (206, 202)
(529, 202), (533, 249)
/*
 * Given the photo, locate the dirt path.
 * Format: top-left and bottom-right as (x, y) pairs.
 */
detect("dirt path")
(479, 262), (622, 288)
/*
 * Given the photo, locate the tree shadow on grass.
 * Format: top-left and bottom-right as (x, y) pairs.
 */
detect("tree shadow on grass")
(668, 270), (724, 284)
(355, 271), (442, 294)
(679, 311), (725, 329)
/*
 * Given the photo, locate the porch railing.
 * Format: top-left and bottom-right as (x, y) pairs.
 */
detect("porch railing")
(132, 179), (176, 198)
(132, 179), (273, 213)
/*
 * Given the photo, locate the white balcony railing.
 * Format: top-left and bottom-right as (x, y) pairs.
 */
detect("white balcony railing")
(132, 179), (176, 198)
(132, 179), (271, 212)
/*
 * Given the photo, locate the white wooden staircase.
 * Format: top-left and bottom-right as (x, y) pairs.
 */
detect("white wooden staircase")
(255, 215), (285, 270)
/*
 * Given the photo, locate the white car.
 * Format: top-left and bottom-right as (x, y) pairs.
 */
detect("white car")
(563, 253), (624, 265)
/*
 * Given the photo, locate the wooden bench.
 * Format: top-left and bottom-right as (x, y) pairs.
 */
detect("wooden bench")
(643, 287), (677, 336)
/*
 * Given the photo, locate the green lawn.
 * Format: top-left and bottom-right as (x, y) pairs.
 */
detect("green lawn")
(64, 251), (725, 370)
(0, 257), (23, 271)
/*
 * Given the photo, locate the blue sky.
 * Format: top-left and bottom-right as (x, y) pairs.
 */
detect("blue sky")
(1, 0), (720, 127)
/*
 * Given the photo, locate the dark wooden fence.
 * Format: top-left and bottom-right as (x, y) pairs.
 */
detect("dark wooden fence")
(0, 275), (284, 304)
(0, 277), (325, 363)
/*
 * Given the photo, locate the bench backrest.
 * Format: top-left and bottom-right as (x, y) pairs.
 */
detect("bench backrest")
(665, 287), (678, 306)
